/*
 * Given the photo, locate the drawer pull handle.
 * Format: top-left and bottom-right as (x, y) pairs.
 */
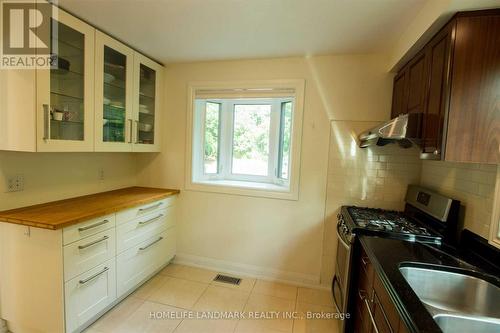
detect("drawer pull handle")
(138, 214), (164, 226)
(79, 266), (109, 285)
(78, 219), (110, 232)
(78, 236), (109, 250)
(139, 236), (163, 251)
(360, 291), (380, 333)
(139, 202), (163, 212)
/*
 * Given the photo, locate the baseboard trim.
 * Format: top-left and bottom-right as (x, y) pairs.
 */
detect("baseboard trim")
(173, 253), (328, 290)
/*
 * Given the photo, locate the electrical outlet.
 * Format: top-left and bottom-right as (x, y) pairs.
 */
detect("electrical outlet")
(7, 174), (24, 192)
(98, 167), (105, 181)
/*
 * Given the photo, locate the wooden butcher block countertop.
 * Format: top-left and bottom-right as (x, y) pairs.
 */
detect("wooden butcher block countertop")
(0, 187), (180, 230)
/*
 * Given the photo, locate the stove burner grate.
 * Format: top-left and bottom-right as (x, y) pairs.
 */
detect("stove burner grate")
(347, 206), (433, 236)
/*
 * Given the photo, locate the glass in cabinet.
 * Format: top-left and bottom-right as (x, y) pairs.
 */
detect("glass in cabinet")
(37, 7), (95, 151)
(94, 31), (134, 151)
(133, 54), (162, 152)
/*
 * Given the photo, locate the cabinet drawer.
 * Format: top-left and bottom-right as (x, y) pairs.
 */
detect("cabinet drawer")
(116, 197), (174, 224)
(64, 228), (116, 281)
(373, 272), (400, 332)
(63, 214), (115, 245)
(116, 228), (175, 298)
(65, 259), (116, 333)
(116, 207), (174, 253)
(359, 247), (374, 281)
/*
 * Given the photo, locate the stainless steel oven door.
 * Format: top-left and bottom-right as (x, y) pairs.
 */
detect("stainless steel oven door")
(333, 219), (353, 332)
(332, 275), (344, 313)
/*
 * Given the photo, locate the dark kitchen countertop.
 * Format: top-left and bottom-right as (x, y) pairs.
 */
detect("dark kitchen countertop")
(358, 234), (500, 333)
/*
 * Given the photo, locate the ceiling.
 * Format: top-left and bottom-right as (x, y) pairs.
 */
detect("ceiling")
(57, 0), (428, 64)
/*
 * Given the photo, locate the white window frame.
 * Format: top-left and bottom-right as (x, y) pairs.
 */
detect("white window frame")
(185, 80), (305, 200)
(194, 98), (291, 185)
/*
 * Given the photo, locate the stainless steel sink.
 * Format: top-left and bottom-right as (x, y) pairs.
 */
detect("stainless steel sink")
(434, 314), (500, 333)
(399, 265), (500, 332)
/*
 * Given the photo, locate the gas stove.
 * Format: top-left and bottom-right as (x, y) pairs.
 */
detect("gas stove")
(342, 206), (440, 244)
(336, 185), (461, 246)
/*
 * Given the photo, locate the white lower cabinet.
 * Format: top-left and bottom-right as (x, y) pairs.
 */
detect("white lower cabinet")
(64, 259), (117, 333)
(116, 207), (175, 253)
(117, 228), (175, 297)
(0, 196), (177, 333)
(64, 228), (116, 281)
(63, 198), (176, 333)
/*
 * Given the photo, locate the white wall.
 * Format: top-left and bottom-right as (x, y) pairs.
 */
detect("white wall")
(0, 152), (138, 211)
(136, 54), (393, 285)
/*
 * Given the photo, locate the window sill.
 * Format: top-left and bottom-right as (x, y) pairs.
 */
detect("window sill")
(186, 179), (298, 200)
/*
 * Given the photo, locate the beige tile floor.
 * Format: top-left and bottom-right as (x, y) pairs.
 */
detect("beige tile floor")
(85, 264), (340, 333)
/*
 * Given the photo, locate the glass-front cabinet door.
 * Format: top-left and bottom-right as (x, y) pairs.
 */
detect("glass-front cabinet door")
(94, 32), (134, 151)
(36, 7), (95, 151)
(133, 53), (162, 152)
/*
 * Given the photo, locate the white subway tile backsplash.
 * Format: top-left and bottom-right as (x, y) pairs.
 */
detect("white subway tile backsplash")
(420, 160), (498, 239)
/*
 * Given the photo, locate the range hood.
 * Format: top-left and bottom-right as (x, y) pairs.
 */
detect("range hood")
(358, 113), (421, 148)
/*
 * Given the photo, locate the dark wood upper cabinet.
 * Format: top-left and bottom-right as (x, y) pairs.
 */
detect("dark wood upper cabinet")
(405, 51), (427, 116)
(390, 9), (499, 164)
(445, 13), (500, 163)
(391, 70), (408, 118)
(391, 50), (427, 120)
(421, 22), (454, 157)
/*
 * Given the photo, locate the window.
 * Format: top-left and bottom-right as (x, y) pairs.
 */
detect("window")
(194, 97), (293, 184)
(187, 80), (304, 200)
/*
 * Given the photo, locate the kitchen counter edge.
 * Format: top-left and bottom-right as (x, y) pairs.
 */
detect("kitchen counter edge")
(0, 187), (180, 230)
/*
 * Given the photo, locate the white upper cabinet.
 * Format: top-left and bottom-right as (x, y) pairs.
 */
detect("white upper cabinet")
(37, 7), (95, 152)
(0, 4), (163, 153)
(132, 54), (162, 152)
(94, 32), (134, 152)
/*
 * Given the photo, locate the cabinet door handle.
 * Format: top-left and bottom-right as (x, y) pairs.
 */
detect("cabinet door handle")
(139, 236), (163, 251)
(78, 219), (110, 232)
(43, 104), (50, 140)
(360, 291), (380, 333)
(138, 214), (164, 226)
(79, 266), (109, 285)
(78, 235), (109, 250)
(134, 120), (139, 144)
(128, 119), (133, 143)
(138, 202), (163, 212)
